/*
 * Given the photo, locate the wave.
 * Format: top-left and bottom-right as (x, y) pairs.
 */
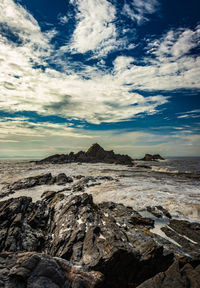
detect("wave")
(151, 166), (179, 174)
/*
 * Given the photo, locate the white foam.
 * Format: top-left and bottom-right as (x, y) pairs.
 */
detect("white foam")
(0, 161), (199, 223)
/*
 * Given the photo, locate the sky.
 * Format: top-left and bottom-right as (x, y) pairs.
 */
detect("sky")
(0, 0), (200, 158)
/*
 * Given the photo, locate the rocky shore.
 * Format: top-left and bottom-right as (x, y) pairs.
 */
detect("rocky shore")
(0, 146), (199, 287)
(0, 180), (200, 287)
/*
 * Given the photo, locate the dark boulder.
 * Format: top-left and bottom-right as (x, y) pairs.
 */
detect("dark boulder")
(55, 173), (73, 185)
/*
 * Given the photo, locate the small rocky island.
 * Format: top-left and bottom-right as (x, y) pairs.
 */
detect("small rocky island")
(0, 144), (199, 287)
(141, 154), (164, 161)
(36, 143), (134, 165)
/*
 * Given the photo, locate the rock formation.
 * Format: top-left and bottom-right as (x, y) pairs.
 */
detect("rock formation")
(36, 143), (133, 165)
(0, 252), (103, 288)
(0, 191), (200, 287)
(141, 154), (164, 161)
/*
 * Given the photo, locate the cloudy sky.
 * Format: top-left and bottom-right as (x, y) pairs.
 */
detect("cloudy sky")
(0, 0), (200, 158)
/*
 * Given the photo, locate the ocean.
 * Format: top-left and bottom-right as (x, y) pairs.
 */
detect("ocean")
(0, 157), (199, 222)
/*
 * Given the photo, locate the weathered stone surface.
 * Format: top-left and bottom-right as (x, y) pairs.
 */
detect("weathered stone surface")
(0, 197), (49, 253)
(36, 143), (133, 165)
(161, 219), (200, 253)
(137, 259), (200, 288)
(0, 193), (200, 287)
(55, 173), (73, 185)
(47, 193), (174, 287)
(147, 206), (172, 219)
(0, 252), (103, 288)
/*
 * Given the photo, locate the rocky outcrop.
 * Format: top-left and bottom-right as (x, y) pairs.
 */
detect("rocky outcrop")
(0, 193), (199, 287)
(1, 174), (115, 199)
(0, 252), (103, 288)
(137, 259), (200, 288)
(0, 173), (73, 199)
(0, 196), (49, 253)
(161, 219), (200, 253)
(36, 143), (133, 165)
(141, 154), (164, 161)
(47, 194), (175, 287)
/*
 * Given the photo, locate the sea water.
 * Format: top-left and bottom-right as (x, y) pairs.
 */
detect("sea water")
(0, 157), (199, 222)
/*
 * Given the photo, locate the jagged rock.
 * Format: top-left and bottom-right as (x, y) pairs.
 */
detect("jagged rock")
(137, 259), (200, 288)
(47, 193), (174, 287)
(72, 176), (115, 192)
(36, 143), (133, 165)
(0, 252), (103, 288)
(147, 206), (171, 219)
(0, 194), (200, 287)
(141, 154), (164, 161)
(0, 197), (49, 253)
(161, 219), (200, 253)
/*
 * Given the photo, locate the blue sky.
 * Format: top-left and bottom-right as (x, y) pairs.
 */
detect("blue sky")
(0, 0), (200, 158)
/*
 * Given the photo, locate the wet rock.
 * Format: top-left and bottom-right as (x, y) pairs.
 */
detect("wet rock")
(72, 176), (114, 192)
(161, 219), (200, 254)
(41, 190), (57, 202)
(156, 206), (172, 219)
(136, 165), (152, 169)
(55, 173), (73, 185)
(3, 173), (55, 193)
(1, 173), (74, 199)
(168, 219), (200, 245)
(0, 252), (103, 288)
(146, 206), (171, 219)
(141, 154), (164, 161)
(130, 216), (154, 227)
(137, 259), (200, 288)
(36, 143), (133, 165)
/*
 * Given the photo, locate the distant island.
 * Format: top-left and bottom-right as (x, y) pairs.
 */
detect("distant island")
(36, 143), (134, 165)
(36, 143), (164, 165)
(141, 153), (164, 161)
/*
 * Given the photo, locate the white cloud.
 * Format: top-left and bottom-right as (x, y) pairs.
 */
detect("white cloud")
(177, 110), (200, 119)
(0, 0), (199, 128)
(149, 26), (200, 60)
(112, 26), (200, 90)
(123, 0), (159, 25)
(68, 0), (122, 56)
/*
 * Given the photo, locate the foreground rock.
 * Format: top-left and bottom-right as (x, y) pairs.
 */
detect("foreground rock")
(137, 259), (200, 288)
(0, 193), (199, 287)
(141, 154), (164, 161)
(36, 143), (133, 165)
(0, 252), (103, 288)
